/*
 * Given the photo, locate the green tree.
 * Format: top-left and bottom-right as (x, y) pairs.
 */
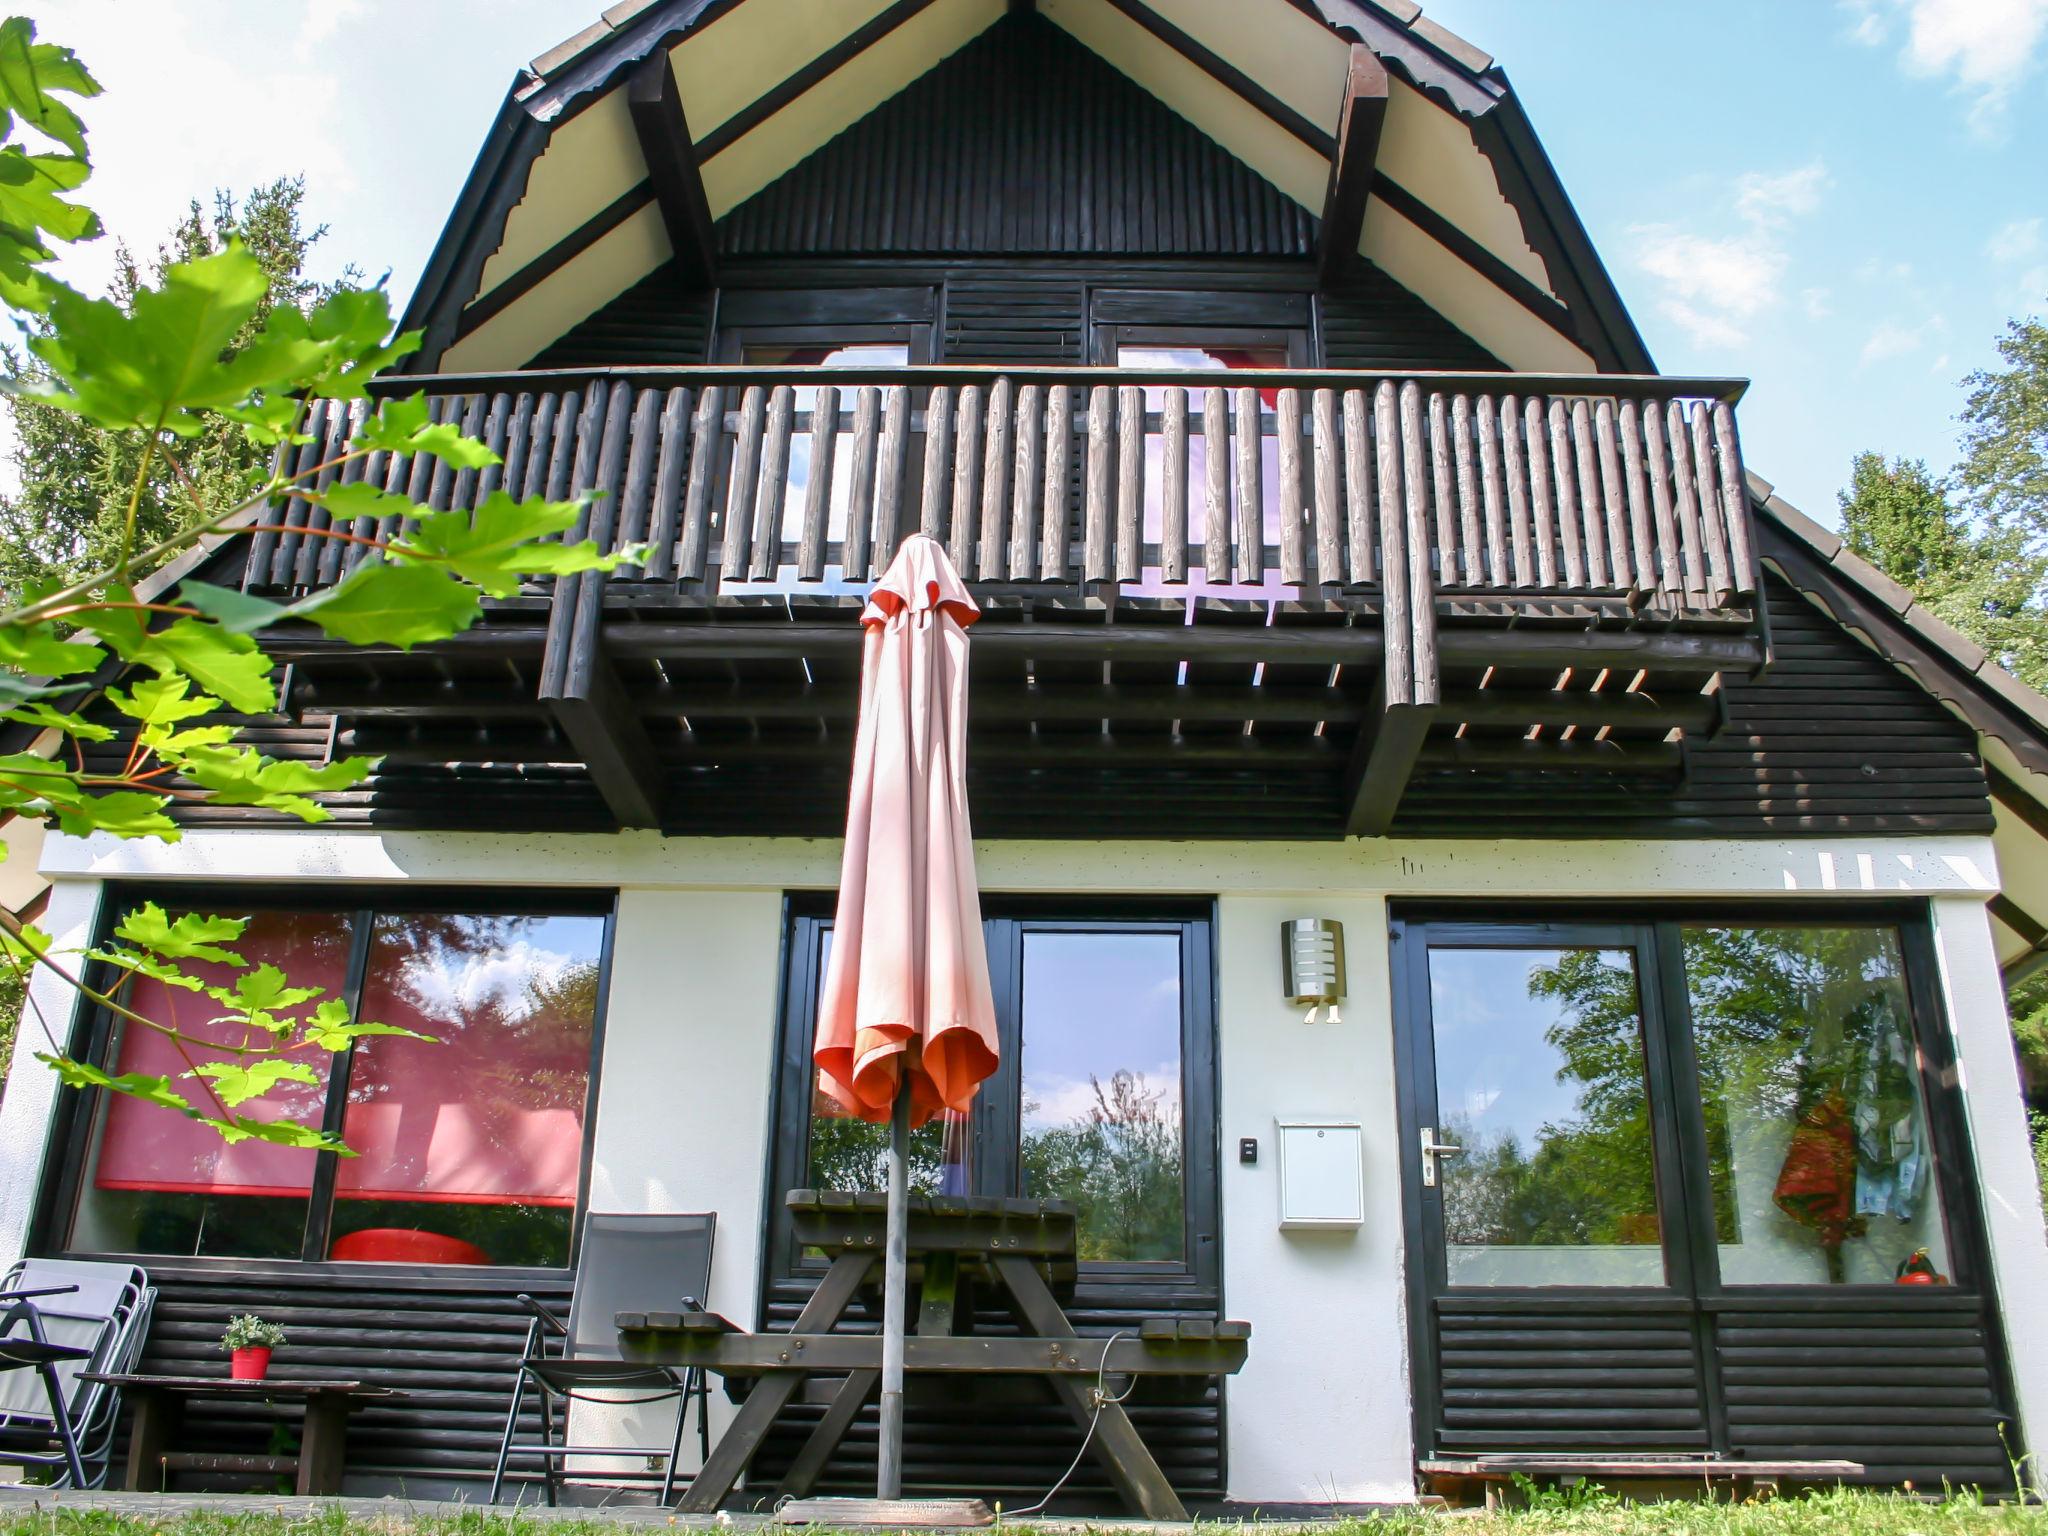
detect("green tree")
(1837, 451), (2048, 688)
(1958, 319), (2048, 541)
(0, 178), (349, 599)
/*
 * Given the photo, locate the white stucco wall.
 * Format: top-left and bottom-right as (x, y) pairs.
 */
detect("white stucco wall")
(0, 827), (2035, 1504)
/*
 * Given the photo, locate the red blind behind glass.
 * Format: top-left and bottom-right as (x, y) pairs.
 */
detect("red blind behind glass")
(333, 913), (603, 1207)
(94, 909), (353, 1196)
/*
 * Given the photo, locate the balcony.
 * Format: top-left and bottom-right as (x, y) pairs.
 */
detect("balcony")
(248, 365), (1766, 837)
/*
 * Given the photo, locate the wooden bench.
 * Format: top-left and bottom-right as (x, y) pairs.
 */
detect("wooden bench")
(1420, 1456), (1866, 1507)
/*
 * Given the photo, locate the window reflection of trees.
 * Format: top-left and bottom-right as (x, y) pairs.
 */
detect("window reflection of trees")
(1022, 1069), (1182, 1263)
(1435, 930), (1938, 1284)
(1439, 949), (1661, 1251)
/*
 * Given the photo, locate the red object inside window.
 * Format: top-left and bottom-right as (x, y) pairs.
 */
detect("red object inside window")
(94, 909), (350, 1197)
(333, 913), (602, 1208)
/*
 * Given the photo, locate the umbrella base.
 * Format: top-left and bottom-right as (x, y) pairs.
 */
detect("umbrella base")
(775, 1498), (995, 1527)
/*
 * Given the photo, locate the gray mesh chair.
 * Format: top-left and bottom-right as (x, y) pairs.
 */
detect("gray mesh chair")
(0, 1258), (154, 1488)
(490, 1213), (715, 1505)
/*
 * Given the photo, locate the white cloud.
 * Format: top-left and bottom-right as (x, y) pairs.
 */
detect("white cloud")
(1735, 163), (1829, 227)
(1628, 159), (1826, 350)
(1802, 287), (1834, 319)
(1986, 218), (2048, 310)
(1859, 314), (1948, 366)
(1845, 0), (2048, 136)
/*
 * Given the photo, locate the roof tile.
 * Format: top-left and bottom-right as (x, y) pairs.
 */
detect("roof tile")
(1973, 657), (2048, 729)
(1898, 603), (1990, 676)
(1829, 543), (1914, 615)
(1409, 13), (1493, 72)
(1760, 492), (1839, 559)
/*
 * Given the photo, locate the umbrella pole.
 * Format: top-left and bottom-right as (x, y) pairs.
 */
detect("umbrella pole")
(877, 1079), (910, 1500)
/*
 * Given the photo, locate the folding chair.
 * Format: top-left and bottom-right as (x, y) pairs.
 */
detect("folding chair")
(490, 1213), (715, 1505)
(0, 1258), (154, 1488)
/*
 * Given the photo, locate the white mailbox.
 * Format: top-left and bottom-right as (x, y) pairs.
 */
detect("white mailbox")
(1275, 1118), (1365, 1229)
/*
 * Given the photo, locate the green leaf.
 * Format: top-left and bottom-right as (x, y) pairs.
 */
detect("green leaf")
(188, 1057), (323, 1109)
(218, 962), (322, 1015)
(106, 674), (219, 729)
(86, 945), (206, 992)
(133, 619), (274, 714)
(38, 1054), (194, 1115)
(23, 244), (412, 439)
(1, 701), (112, 740)
(177, 745), (373, 821)
(398, 492), (588, 597)
(0, 18), (102, 159)
(48, 788), (178, 840)
(292, 560), (479, 648)
(0, 920), (52, 965)
(113, 903), (247, 966)
(199, 1114), (353, 1154)
(353, 393), (498, 468)
(0, 621), (103, 677)
(0, 148), (98, 284)
(311, 479), (409, 535)
(300, 1003), (435, 1052)
(175, 580), (291, 636)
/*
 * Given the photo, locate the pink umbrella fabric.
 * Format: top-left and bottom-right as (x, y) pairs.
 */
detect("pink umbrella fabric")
(814, 533), (998, 1129)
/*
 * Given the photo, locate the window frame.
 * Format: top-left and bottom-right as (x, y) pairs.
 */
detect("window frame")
(763, 895), (1220, 1294)
(711, 285), (940, 365)
(1391, 901), (1992, 1301)
(37, 883), (617, 1276)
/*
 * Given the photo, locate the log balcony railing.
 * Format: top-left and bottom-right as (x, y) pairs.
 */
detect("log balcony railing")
(245, 365), (1766, 833)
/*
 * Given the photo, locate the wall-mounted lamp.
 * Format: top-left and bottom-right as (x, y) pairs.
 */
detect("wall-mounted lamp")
(1280, 918), (1346, 1024)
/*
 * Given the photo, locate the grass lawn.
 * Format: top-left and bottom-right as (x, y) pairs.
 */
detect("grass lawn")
(0, 1489), (2046, 1536)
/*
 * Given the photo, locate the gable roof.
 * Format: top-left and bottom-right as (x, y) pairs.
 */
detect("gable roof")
(398, 0), (1653, 377)
(1755, 482), (2048, 983)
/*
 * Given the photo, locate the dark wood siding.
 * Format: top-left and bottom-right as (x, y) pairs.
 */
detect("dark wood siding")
(531, 256), (1500, 372)
(1391, 578), (1993, 837)
(96, 1257), (569, 1487)
(715, 12), (1314, 260)
(1713, 1295), (2014, 1488)
(1433, 1300), (1711, 1453)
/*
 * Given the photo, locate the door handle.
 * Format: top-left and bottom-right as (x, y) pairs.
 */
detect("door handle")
(1418, 1126), (1464, 1187)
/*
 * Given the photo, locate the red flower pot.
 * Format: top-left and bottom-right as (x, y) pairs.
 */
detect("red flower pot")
(230, 1346), (272, 1381)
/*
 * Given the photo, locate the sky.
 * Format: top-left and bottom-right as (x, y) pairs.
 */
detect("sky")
(18, 0), (2048, 525)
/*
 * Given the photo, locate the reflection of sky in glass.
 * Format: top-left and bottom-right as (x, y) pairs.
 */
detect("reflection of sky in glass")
(1118, 345), (1289, 604)
(1022, 931), (1183, 1131)
(723, 343), (910, 596)
(1427, 947), (1634, 1146)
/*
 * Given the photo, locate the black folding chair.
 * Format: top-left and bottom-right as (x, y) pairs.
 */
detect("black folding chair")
(490, 1213), (715, 1505)
(0, 1259), (154, 1488)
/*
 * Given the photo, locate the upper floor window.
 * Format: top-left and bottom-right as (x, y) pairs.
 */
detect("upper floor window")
(62, 896), (610, 1269)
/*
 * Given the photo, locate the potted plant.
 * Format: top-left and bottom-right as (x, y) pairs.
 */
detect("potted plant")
(222, 1314), (287, 1381)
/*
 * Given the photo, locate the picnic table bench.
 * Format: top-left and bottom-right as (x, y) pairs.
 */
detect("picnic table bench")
(616, 1190), (1250, 1519)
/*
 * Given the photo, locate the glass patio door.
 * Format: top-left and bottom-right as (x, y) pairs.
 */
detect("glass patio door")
(1393, 919), (1718, 1460)
(1403, 923), (1697, 1294)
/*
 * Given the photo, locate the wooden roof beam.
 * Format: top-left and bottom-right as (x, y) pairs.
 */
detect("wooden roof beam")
(1318, 44), (1388, 286)
(627, 52), (716, 290)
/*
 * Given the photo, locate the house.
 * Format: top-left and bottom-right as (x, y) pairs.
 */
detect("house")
(1, 0), (2046, 1508)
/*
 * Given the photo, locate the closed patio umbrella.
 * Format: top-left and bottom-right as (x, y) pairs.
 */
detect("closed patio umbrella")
(813, 533), (999, 1502)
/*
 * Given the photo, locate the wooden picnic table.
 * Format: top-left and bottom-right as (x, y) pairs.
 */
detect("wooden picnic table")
(616, 1190), (1250, 1520)
(82, 1373), (399, 1496)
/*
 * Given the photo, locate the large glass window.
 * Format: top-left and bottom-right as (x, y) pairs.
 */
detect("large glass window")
(1427, 945), (1663, 1286)
(1020, 930), (1184, 1263)
(66, 897), (608, 1268)
(1404, 914), (1960, 1293)
(772, 908), (1213, 1281)
(1683, 925), (1950, 1286)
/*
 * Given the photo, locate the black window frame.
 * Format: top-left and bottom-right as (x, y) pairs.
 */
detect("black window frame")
(1390, 900), (1995, 1303)
(1085, 287), (1316, 366)
(35, 883), (618, 1277)
(763, 895), (1220, 1295)
(712, 285), (940, 364)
